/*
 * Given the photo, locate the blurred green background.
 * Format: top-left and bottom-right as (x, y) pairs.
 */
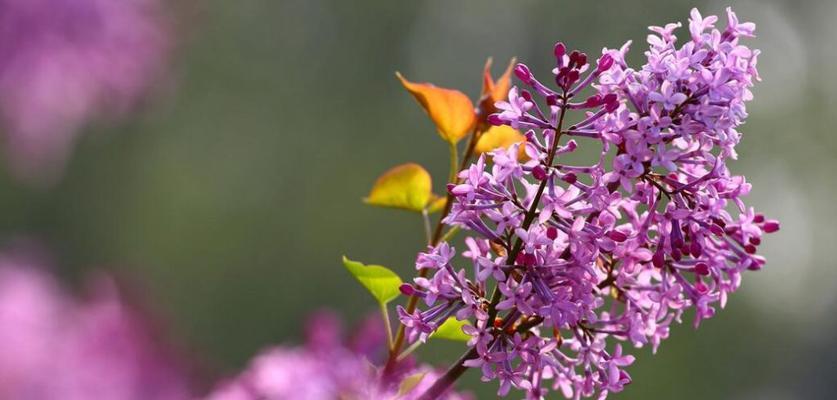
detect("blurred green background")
(1, 0), (835, 398)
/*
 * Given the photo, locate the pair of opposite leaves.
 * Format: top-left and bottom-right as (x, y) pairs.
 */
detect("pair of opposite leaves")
(366, 58), (527, 213)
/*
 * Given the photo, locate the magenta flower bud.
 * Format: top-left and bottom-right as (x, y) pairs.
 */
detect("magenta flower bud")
(568, 51), (580, 66)
(400, 283), (416, 296)
(561, 172), (577, 184)
(671, 247), (682, 261)
(690, 241), (702, 258)
(744, 244), (757, 254)
(605, 98), (620, 112)
(749, 237), (761, 246)
(567, 51), (579, 69)
(584, 94), (603, 108)
(652, 249), (665, 268)
(753, 213), (765, 223)
(567, 70), (580, 85)
(709, 224), (725, 236)
(514, 63), (533, 84)
(554, 42), (566, 59)
(446, 183), (456, 194)
(546, 95), (560, 107)
(532, 165), (547, 181)
(520, 89), (534, 102)
(762, 220), (780, 233)
(546, 227), (558, 240)
(694, 263), (710, 276)
(564, 140), (578, 151)
(487, 114), (505, 126)
(522, 253), (537, 266)
(576, 52), (588, 67)
(596, 54), (614, 72)
(607, 230), (628, 242)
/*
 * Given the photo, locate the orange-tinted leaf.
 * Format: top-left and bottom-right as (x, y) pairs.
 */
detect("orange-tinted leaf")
(396, 72), (476, 143)
(364, 163), (433, 212)
(475, 125), (527, 160)
(481, 58), (496, 100)
(482, 57), (516, 103)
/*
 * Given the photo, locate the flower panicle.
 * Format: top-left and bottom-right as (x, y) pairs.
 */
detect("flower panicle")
(399, 8), (777, 399)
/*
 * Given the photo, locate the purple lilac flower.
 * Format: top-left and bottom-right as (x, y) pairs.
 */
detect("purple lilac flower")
(0, 0), (169, 182)
(401, 8), (777, 399)
(206, 311), (470, 400)
(0, 252), (192, 399)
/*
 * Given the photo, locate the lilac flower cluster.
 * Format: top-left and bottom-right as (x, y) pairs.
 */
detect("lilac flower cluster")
(399, 8), (778, 399)
(0, 253), (191, 399)
(207, 312), (470, 400)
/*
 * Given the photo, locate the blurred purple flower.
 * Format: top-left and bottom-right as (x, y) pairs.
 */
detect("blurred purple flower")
(0, 0), (169, 183)
(0, 252), (192, 399)
(206, 311), (470, 400)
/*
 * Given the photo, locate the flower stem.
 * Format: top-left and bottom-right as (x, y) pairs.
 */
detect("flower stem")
(396, 340), (423, 362)
(439, 226), (461, 243)
(419, 94), (569, 399)
(486, 95), (568, 324)
(383, 126), (482, 375)
(448, 140), (459, 184)
(381, 303), (394, 351)
(422, 209), (433, 246)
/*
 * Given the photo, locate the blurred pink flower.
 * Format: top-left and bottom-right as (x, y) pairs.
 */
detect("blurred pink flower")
(0, 252), (192, 399)
(0, 0), (169, 183)
(206, 311), (470, 400)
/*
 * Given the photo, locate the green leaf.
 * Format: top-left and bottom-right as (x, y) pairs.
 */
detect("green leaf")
(431, 317), (471, 342)
(342, 256), (403, 306)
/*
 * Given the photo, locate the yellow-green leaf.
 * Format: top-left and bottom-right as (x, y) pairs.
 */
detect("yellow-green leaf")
(396, 72), (476, 143)
(342, 256), (403, 306)
(475, 125), (528, 161)
(364, 163), (433, 212)
(431, 317), (471, 342)
(426, 194), (447, 214)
